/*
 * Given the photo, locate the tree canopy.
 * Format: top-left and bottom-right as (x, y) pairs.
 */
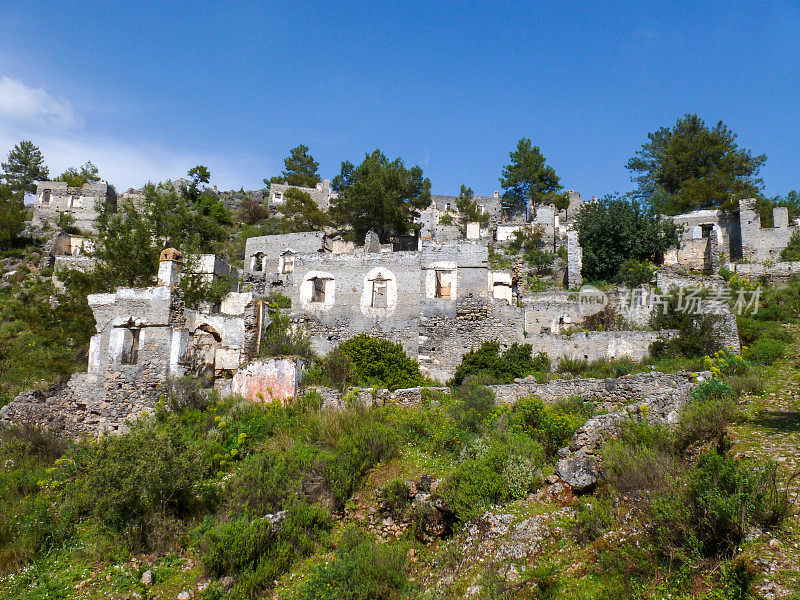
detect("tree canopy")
(574, 195), (679, 282)
(56, 161), (100, 188)
(330, 149), (431, 243)
(499, 138), (562, 217)
(455, 185), (489, 227)
(266, 144), (322, 189)
(277, 187), (329, 232)
(1, 140), (49, 193)
(627, 114), (766, 215)
(0, 184), (27, 249)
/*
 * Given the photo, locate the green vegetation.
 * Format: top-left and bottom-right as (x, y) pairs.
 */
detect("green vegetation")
(337, 334), (425, 390)
(455, 185), (489, 228)
(451, 341), (550, 385)
(499, 137), (562, 217)
(1, 140), (49, 193)
(55, 161), (100, 188)
(330, 149), (431, 243)
(627, 113), (766, 215)
(574, 194), (678, 282)
(265, 144), (322, 189)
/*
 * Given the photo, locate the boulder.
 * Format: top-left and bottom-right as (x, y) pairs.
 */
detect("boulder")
(554, 450), (598, 493)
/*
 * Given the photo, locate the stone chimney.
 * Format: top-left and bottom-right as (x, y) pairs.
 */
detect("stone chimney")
(158, 248), (183, 287)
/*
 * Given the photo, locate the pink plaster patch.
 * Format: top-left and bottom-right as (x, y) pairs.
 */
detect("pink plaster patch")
(232, 358), (300, 403)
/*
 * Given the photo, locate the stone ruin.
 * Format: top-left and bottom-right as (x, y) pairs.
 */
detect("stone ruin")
(5, 182), (797, 439)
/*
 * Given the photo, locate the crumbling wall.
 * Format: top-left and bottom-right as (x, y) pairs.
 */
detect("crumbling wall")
(32, 181), (115, 233)
(739, 198), (797, 262)
(231, 358), (302, 403)
(525, 329), (670, 363)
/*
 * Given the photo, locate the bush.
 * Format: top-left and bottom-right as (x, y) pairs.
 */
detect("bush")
(744, 336), (787, 365)
(780, 228), (800, 261)
(650, 299), (722, 359)
(260, 310), (314, 360)
(76, 418), (211, 548)
(338, 335), (423, 390)
(201, 502), (333, 598)
(440, 432), (545, 521)
(452, 379), (496, 433)
(615, 258), (655, 287)
(726, 371), (765, 397)
(296, 526), (408, 600)
(603, 419), (678, 495)
(500, 396), (593, 457)
(379, 478), (411, 519)
(451, 341), (549, 386)
(676, 380), (737, 451)
(651, 451), (788, 557)
(572, 494), (616, 544)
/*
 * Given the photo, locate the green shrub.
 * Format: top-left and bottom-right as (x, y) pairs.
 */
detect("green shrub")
(725, 371), (765, 397)
(744, 337), (787, 365)
(572, 494), (616, 544)
(260, 310), (315, 360)
(338, 335), (423, 390)
(297, 526), (408, 600)
(651, 451), (788, 557)
(440, 432), (544, 521)
(76, 418), (212, 548)
(676, 380), (737, 451)
(615, 258), (655, 286)
(379, 478), (411, 519)
(650, 303), (722, 359)
(603, 419), (678, 495)
(452, 341), (549, 386)
(500, 396), (592, 457)
(780, 228), (800, 261)
(452, 379), (496, 433)
(201, 502), (333, 598)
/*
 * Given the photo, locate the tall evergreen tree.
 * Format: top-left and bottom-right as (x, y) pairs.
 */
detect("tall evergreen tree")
(0, 184), (27, 248)
(627, 114), (766, 214)
(265, 144), (322, 188)
(330, 149), (431, 243)
(1, 140), (50, 193)
(499, 138), (562, 218)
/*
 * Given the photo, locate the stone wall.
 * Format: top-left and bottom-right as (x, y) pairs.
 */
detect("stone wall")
(739, 198), (797, 263)
(32, 181), (116, 234)
(730, 261), (800, 282)
(524, 330), (670, 363)
(231, 358), (302, 403)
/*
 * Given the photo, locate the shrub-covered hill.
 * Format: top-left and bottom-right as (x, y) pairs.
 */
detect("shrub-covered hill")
(2, 345), (800, 600)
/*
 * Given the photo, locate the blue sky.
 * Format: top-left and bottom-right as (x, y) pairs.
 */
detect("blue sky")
(0, 1), (797, 198)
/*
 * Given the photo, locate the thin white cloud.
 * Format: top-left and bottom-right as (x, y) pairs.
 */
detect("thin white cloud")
(0, 75), (272, 191)
(0, 128), (269, 192)
(0, 76), (82, 129)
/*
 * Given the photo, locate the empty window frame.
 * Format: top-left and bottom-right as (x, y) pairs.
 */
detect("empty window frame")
(311, 277), (326, 302)
(121, 328), (140, 365)
(252, 253), (265, 272)
(281, 253), (295, 274)
(435, 270), (452, 299)
(371, 276), (388, 308)
(700, 224), (714, 238)
(41, 190), (51, 204)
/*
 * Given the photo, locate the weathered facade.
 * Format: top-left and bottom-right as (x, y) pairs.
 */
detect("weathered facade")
(32, 181), (116, 233)
(268, 180), (337, 212)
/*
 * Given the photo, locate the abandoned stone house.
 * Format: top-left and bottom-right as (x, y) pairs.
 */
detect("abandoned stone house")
(32, 181), (116, 233)
(666, 198), (798, 270)
(268, 179), (337, 212)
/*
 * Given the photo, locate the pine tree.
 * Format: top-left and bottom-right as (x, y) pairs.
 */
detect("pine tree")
(499, 138), (562, 218)
(1, 140), (50, 193)
(265, 145), (322, 188)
